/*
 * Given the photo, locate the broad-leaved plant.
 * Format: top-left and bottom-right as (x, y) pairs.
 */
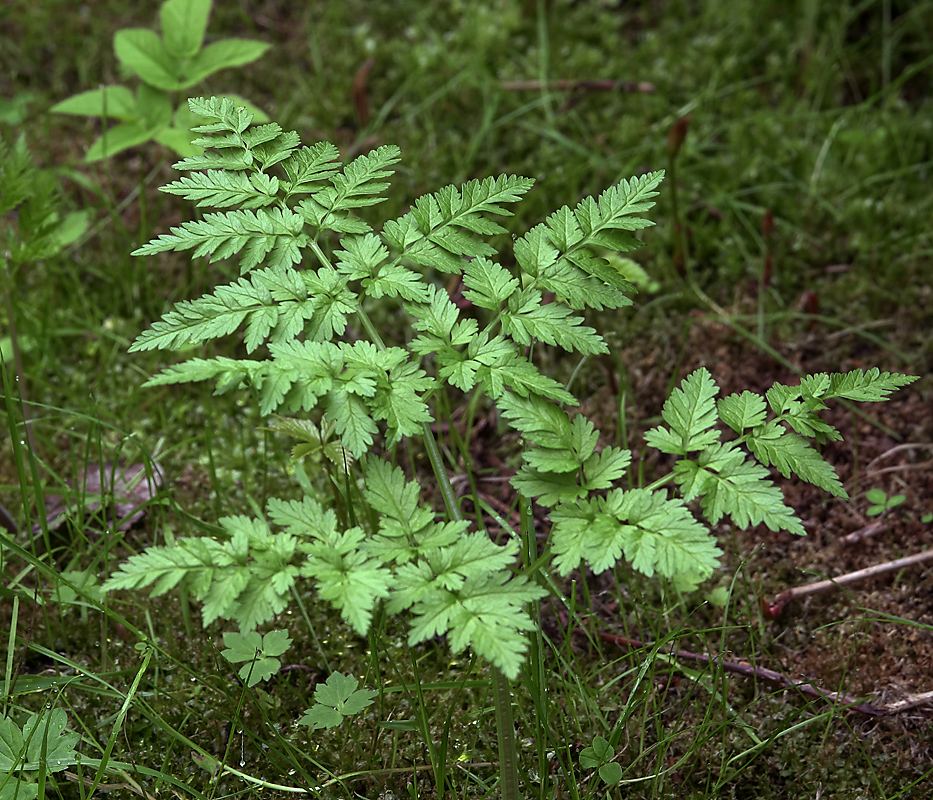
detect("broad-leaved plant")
(103, 97), (917, 685)
(51, 0), (268, 161)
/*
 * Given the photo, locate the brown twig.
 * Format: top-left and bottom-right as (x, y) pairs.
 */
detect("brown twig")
(599, 633), (886, 716)
(836, 520), (887, 547)
(352, 57), (375, 128)
(765, 549), (933, 619)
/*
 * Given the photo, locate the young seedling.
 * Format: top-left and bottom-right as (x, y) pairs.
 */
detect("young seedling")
(51, 0), (268, 161)
(103, 96), (917, 797)
(299, 672), (377, 730)
(221, 630), (292, 687)
(865, 487), (906, 517)
(579, 735), (622, 787)
(0, 709), (81, 799)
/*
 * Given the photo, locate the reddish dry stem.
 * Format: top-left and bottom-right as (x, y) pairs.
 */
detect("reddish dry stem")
(599, 633), (890, 716)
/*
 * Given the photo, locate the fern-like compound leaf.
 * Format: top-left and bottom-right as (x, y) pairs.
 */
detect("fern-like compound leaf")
(747, 422), (847, 497)
(511, 467), (585, 506)
(161, 169), (280, 209)
(502, 288), (608, 355)
(310, 144), (401, 213)
(409, 571), (545, 681)
(550, 488), (722, 587)
(824, 368), (918, 402)
(130, 267), (312, 353)
(281, 142), (341, 195)
(462, 256), (520, 309)
(717, 390), (768, 433)
(644, 368), (720, 455)
(132, 207), (307, 273)
(674, 444), (805, 535)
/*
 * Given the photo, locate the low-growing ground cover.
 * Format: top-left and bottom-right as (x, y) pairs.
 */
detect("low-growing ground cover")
(1, 1), (932, 798)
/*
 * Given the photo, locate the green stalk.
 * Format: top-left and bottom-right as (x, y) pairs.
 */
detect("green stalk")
(355, 302), (521, 798)
(491, 666), (520, 799)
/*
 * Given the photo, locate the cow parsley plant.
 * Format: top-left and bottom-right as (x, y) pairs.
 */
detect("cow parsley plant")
(103, 97), (917, 682)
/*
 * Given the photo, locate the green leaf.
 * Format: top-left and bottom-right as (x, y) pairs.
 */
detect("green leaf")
(511, 466), (585, 506)
(405, 568), (545, 680)
(550, 489), (721, 582)
(674, 445), (805, 535)
(717, 390), (767, 433)
(580, 735), (614, 770)
(496, 392), (572, 450)
(824, 369), (918, 402)
(114, 28), (180, 90)
(161, 170), (280, 209)
(462, 257), (519, 309)
(502, 289), (608, 355)
(84, 121), (154, 162)
(314, 144), (401, 212)
(50, 85), (136, 119)
(282, 142), (341, 194)
(182, 39), (271, 87)
(644, 368), (720, 455)
(132, 207), (307, 273)
(0, 709), (80, 773)
(129, 268), (313, 353)
(135, 83), (173, 130)
(582, 446), (631, 490)
(221, 629), (292, 686)
(301, 525), (393, 634)
(599, 762), (623, 785)
(299, 672), (377, 729)
(161, 0), (211, 59)
(154, 124), (201, 156)
(747, 422), (847, 497)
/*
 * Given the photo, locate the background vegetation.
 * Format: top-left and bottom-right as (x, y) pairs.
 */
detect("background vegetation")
(1, 1), (931, 797)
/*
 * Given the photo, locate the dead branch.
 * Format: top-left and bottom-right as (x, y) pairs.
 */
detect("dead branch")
(765, 549), (933, 619)
(837, 520), (887, 547)
(599, 632), (887, 716)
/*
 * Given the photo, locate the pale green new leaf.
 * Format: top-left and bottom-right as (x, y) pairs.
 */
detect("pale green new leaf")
(717, 390), (767, 433)
(674, 445), (805, 535)
(301, 526), (393, 635)
(824, 369), (918, 402)
(132, 207), (307, 273)
(502, 289), (608, 355)
(644, 368), (720, 454)
(747, 422), (847, 497)
(161, 169), (279, 208)
(407, 570), (545, 680)
(550, 488), (721, 583)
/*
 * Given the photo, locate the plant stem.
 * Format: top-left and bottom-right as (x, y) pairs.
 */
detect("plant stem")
(355, 301), (521, 798)
(491, 665), (520, 800)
